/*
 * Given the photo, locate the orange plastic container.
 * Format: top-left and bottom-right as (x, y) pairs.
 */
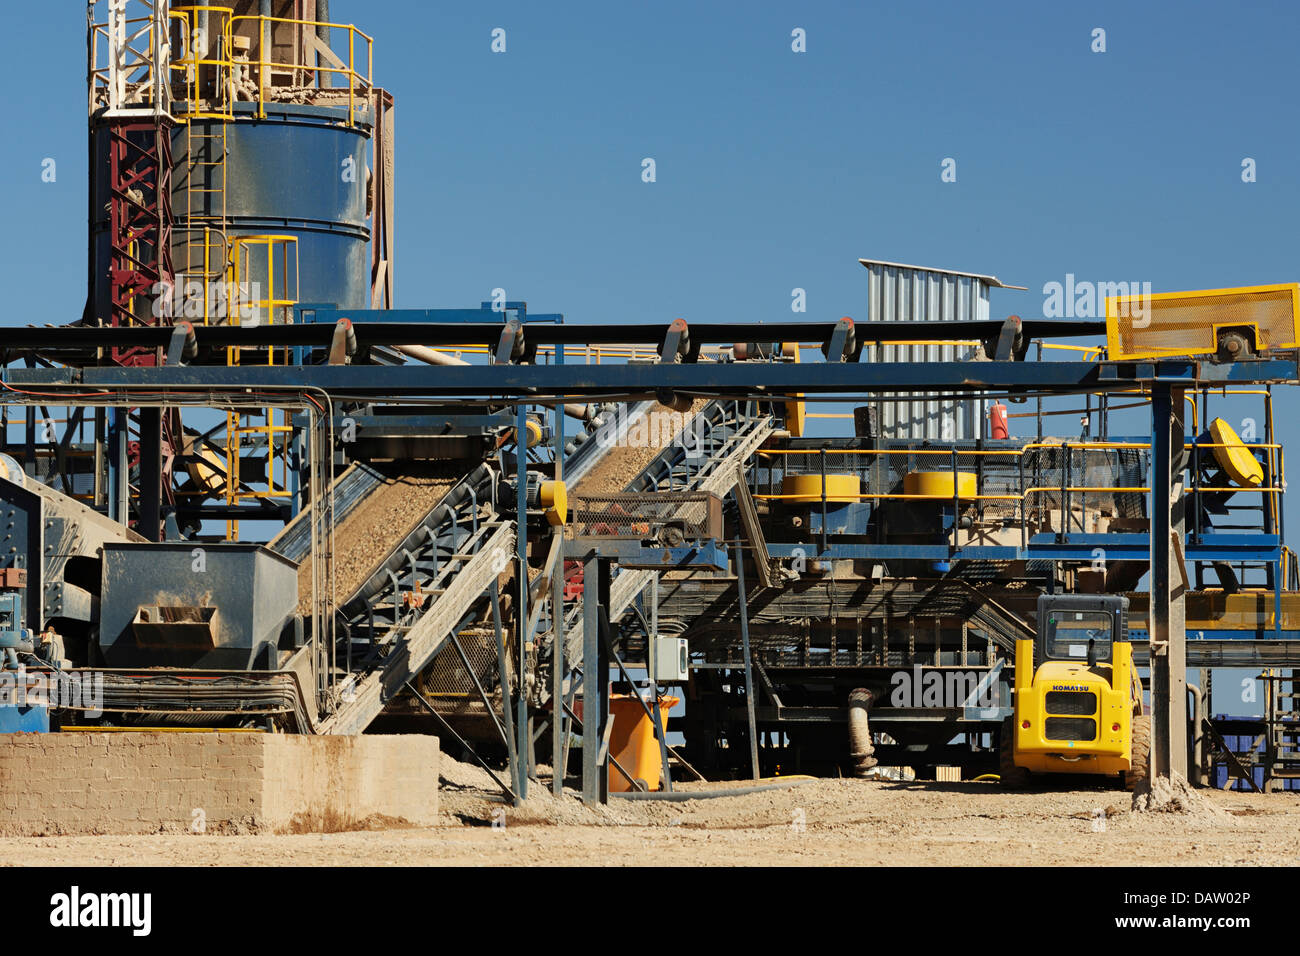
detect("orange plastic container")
(607, 694), (679, 792)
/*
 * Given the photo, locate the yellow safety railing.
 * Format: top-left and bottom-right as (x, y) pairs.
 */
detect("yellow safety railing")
(158, 9), (373, 125)
(222, 235), (298, 540)
(168, 6), (236, 121)
(753, 439), (1283, 503)
(416, 344), (668, 364)
(1283, 547), (1300, 591)
(229, 14), (373, 125)
(1039, 342), (1106, 361)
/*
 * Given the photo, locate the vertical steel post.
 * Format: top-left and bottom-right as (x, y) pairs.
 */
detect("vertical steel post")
(515, 404), (531, 798)
(646, 575), (673, 793)
(23, 408), (35, 483)
(1150, 384), (1188, 779)
(110, 409), (130, 524)
(736, 540), (760, 780)
(581, 553), (610, 804)
(819, 447), (829, 556)
(490, 580), (520, 805)
(552, 346), (566, 795)
(138, 406), (162, 541)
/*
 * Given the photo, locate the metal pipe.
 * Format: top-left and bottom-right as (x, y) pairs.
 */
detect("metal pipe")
(1187, 682), (1204, 787)
(613, 778), (813, 801)
(393, 343), (594, 421)
(847, 687), (877, 776)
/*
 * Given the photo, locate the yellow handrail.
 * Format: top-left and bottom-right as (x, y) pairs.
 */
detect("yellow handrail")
(168, 6), (236, 121)
(228, 14), (373, 125)
(755, 437), (1283, 508)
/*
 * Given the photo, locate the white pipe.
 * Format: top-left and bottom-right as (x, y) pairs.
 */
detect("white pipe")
(393, 343), (595, 421)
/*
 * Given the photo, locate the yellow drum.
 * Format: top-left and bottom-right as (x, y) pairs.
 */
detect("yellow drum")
(781, 474), (861, 503)
(904, 471), (977, 499)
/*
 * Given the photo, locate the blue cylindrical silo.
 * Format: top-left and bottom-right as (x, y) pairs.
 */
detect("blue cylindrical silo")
(171, 100), (372, 312)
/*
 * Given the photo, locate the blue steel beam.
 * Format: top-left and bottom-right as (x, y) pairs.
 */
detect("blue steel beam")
(296, 304), (566, 325)
(1027, 533), (1280, 563)
(765, 534), (1281, 564)
(6, 359), (1296, 398)
(1130, 628), (1300, 642)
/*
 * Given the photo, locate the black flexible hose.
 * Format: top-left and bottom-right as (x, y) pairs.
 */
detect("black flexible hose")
(611, 778), (814, 801)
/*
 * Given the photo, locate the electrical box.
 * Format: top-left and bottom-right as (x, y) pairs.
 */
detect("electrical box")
(652, 637), (689, 682)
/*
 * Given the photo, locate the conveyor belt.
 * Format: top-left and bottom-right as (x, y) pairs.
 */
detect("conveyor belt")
(315, 464), (510, 734)
(560, 399), (776, 667)
(268, 461), (385, 564)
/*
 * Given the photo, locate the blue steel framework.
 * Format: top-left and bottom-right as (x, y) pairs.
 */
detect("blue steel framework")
(3, 315), (1298, 798)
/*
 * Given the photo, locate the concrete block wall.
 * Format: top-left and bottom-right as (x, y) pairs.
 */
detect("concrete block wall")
(0, 732), (438, 836)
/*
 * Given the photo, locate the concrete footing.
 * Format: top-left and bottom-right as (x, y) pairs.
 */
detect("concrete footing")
(0, 732), (439, 836)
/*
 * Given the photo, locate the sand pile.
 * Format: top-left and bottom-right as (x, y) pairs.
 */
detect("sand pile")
(1131, 773), (1230, 819)
(438, 754), (503, 792)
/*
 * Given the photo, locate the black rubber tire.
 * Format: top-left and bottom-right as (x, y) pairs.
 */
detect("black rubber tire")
(998, 718), (1030, 789)
(1125, 715), (1151, 792)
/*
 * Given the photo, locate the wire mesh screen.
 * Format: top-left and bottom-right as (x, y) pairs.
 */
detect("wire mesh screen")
(567, 492), (722, 543)
(1108, 285), (1298, 360)
(692, 620), (1002, 668)
(420, 629), (503, 698)
(754, 448), (1024, 521)
(1021, 445), (1147, 521)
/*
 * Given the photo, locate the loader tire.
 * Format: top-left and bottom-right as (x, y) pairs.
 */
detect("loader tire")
(998, 718), (1030, 789)
(1125, 715), (1151, 792)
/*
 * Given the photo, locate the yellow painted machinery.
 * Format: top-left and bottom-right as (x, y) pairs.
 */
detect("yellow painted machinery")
(1000, 594), (1148, 790)
(1106, 283), (1300, 361)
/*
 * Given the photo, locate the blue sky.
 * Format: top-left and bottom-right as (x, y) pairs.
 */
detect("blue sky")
(5, 1), (1299, 719)
(12, 1), (1297, 328)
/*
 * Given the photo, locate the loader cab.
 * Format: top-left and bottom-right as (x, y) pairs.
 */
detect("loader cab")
(1036, 594), (1128, 669)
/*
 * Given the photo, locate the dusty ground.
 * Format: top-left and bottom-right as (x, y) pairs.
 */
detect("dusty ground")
(2, 757), (1296, 866)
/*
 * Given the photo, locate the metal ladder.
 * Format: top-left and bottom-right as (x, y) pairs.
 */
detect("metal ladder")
(1265, 670), (1300, 790)
(221, 237), (298, 539)
(172, 7), (233, 321)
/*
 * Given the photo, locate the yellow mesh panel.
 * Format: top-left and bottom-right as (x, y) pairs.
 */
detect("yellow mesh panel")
(1106, 284), (1299, 360)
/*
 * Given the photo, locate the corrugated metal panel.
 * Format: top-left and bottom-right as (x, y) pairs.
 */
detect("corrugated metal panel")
(862, 260), (993, 442)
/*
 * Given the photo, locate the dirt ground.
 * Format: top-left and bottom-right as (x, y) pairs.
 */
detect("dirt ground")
(3, 757), (1296, 866)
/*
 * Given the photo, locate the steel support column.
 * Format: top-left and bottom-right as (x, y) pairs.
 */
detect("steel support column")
(137, 406), (162, 541)
(552, 345), (567, 796)
(514, 404), (531, 799)
(581, 554), (610, 805)
(736, 539), (761, 780)
(1150, 384), (1188, 779)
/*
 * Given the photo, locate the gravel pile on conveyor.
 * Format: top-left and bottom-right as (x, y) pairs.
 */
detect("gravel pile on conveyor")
(573, 399), (709, 496)
(296, 464), (461, 613)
